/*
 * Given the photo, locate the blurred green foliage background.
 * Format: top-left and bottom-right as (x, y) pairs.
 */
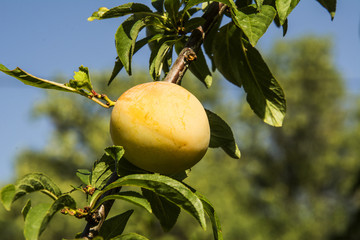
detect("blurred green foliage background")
(1, 36), (360, 240)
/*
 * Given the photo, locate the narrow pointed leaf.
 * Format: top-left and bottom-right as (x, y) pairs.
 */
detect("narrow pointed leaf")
(142, 188), (180, 231)
(22, 199), (32, 220)
(99, 210), (134, 240)
(206, 109), (240, 159)
(316, 0), (336, 19)
(88, 3), (152, 21)
(115, 15), (148, 75)
(152, 0), (164, 13)
(108, 37), (150, 85)
(275, 0), (300, 25)
(149, 39), (177, 80)
(164, 0), (181, 23)
(76, 169), (91, 185)
(0, 64), (77, 93)
(214, 24), (286, 126)
(196, 193), (223, 240)
(231, 5), (276, 46)
(100, 174), (206, 230)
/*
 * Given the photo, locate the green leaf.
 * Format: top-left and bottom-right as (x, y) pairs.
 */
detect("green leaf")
(65, 65), (93, 92)
(206, 109), (241, 159)
(76, 169), (91, 185)
(212, 24), (242, 87)
(0, 64), (77, 93)
(232, 5), (276, 46)
(94, 191), (152, 213)
(275, 0), (300, 25)
(241, 38), (286, 127)
(213, 24), (286, 126)
(152, 0), (164, 13)
(105, 146), (125, 176)
(98, 174), (206, 230)
(316, 0), (336, 20)
(115, 15), (149, 75)
(196, 193), (223, 240)
(149, 39), (178, 81)
(90, 150), (118, 189)
(111, 233), (150, 240)
(22, 199), (32, 220)
(14, 173), (62, 202)
(99, 210), (134, 240)
(24, 195), (76, 240)
(255, 0), (264, 9)
(175, 39), (212, 88)
(108, 36), (150, 85)
(88, 3), (152, 21)
(142, 188), (180, 231)
(0, 184), (15, 211)
(164, 0), (181, 23)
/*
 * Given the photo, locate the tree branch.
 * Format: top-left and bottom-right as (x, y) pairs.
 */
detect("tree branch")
(163, 2), (227, 85)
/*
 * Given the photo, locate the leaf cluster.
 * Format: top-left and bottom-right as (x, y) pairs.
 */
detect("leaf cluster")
(0, 146), (223, 240)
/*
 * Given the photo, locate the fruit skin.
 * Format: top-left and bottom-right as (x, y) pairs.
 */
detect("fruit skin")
(110, 81), (210, 174)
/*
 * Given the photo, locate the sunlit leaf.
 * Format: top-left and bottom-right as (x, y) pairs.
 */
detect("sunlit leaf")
(206, 109), (240, 159)
(232, 5), (276, 46)
(275, 0), (300, 25)
(94, 191), (152, 213)
(65, 65), (93, 92)
(24, 195), (76, 240)
(88, 3), (151, 21)
(0, 184), (15, 211)
(76, 169), (91, 185)
(115, 15), (149, 75)
(214, 23), (286, 126)
(0, 64), (77, 93)
(98, 174), (206, 230)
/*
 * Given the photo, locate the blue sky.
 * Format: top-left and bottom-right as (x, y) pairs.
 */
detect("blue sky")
(1, 1), (360, 182)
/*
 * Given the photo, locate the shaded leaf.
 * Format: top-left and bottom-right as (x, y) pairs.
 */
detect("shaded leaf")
(105, 146), (125, 176)
(22, 199), (32, 220)
(149, 39), (178, 80)
(115, 15), (149, 75)
(206, 109), (240, 159)
(152, 0), (164, 13)
(175, 39), (212, 88)
(98, 174), (206, 230)
(142, 188), (180, 231)
(112, 233), (150, 240)
(94, 191), (152, 213)
(164, 0), (181, 23)
(232, 5), (276, 46)
(275, 0), (300, 25)
(316, 0), (336, 20)
(88, 3), (151, 21)
(99, 210), (134, 240)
